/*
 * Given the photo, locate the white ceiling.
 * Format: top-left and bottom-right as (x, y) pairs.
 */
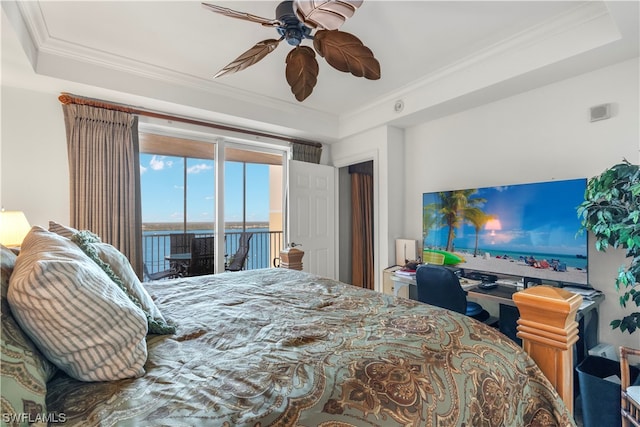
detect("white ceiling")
(2, 1), (639, 143)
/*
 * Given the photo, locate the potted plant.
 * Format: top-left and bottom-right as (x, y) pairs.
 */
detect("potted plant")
(578, 159), (640, 334)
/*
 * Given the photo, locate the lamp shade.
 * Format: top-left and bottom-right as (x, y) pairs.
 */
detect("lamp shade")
(0, 211), (32, 247)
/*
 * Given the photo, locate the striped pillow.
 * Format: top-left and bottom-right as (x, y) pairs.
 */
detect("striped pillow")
(91, 241), (174, 334)
(1, 244), (56, 424)
(48, 222), (174, 334)
(7, 226), (148, 382)
(47, 220), (77, 238)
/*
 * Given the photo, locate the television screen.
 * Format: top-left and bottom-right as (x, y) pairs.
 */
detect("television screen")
(422, 178), (589, 286)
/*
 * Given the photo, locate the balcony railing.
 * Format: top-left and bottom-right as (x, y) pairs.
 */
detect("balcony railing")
(143, 230), (284, 275)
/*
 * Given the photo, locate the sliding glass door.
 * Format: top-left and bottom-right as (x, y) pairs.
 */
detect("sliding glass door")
(139, 132), (285, 276)
(223, 145), (284, 271)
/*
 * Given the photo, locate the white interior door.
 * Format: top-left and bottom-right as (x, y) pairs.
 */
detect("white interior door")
(288, 160), (335, 278)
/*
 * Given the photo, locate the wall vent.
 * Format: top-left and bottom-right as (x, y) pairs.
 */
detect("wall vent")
(590, 103), (611, 122)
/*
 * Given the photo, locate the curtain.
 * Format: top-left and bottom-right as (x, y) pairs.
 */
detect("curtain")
(62, 103), (143, 277)
(291, 141), (322, 164)
(351, 172), (374, 289)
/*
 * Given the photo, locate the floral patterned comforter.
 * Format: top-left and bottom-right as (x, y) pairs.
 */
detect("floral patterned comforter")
(47, 269), (575, 426)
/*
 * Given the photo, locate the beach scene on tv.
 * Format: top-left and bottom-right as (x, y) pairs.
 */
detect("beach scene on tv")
(422, 179), (589, 286)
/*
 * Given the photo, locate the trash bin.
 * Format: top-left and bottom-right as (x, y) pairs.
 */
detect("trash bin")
(576, 355), (639, 427)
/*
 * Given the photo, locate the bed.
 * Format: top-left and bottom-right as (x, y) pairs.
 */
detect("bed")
(1, 227), (575, 427)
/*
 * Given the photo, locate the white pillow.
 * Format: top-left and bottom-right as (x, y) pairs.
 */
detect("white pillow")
(7, 226), (148, 382)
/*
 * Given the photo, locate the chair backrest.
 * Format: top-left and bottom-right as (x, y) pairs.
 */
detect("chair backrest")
(422, 251), (445, 265)
(415, 264), (467, 314)
(620, 346), (640, 427)
(189, 236), (214, 276)
(226, 233), (253, 272)
(170, 233), (194, 254)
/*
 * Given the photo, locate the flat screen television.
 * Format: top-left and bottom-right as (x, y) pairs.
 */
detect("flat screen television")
(422, 178), (589, 286)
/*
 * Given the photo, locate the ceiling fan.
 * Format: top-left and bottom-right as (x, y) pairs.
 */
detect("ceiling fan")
(201, 0), (380, 102)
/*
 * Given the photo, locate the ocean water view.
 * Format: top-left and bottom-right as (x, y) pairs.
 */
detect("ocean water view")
(143, 222), (282, 273)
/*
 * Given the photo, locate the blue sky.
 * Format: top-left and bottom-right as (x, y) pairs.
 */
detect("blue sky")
(140, 154), (271, 223)
(423, 179), (587, 256)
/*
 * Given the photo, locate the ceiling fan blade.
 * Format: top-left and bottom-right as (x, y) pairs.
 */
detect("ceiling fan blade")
(285, 46), (319, 102)
(214, 39), (282, 78)
(201, 3), (281, 27)
(313, 30), (380, 80)
(293, 0), (363, 30)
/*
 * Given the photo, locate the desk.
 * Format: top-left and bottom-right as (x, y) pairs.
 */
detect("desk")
(469, 284), (518, 306)
(165, 253), (191, 276)
(390, 273), (479, 297)
(389, 273), (415, 297)
(389, 272), (603, 368)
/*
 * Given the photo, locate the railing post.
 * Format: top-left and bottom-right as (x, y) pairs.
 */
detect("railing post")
(279, 247), (304, 270)
(512, 286), (582, 414)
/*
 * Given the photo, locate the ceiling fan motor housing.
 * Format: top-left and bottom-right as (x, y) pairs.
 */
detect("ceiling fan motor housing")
(276, 1), (312, 46)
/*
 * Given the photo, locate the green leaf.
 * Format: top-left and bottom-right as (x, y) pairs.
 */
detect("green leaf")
(585, 160), (640, 335)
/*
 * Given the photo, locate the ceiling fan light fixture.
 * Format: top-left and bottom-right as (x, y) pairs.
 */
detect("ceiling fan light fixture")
(203, 0), (379, 102)
(276, 1), (313, 46)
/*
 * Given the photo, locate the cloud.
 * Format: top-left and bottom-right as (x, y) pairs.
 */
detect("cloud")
(140, 165), (148, 174)
(149, 155), (173, 171)
(187, 163), (213, 174)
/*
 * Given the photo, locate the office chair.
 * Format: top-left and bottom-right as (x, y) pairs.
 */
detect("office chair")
(620, 346), (640, 427)
(415, 264), (489, 322)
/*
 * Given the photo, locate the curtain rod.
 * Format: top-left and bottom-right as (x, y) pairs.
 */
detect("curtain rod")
(58, 92), (323, 148)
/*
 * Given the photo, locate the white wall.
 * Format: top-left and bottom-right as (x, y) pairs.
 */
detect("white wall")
(402, 58), (639, 350)
(1, 86), (68, 228)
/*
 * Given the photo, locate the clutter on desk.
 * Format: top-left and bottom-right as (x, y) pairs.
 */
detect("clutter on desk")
(395, 270), (416, 277)
(562, 286), (603, 300)
(396, 260), (420, 277)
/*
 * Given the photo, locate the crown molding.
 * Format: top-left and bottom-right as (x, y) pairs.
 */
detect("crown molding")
(10, 0), (338, 140)
(6, 1), (632, 142)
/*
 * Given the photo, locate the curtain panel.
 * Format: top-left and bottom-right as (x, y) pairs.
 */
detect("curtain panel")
(291, 142), (322, 164)
(62, 103), (143, 277)
(351, 172), (374, 290)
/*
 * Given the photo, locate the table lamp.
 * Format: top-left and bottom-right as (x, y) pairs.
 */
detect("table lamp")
(0, 210), (32, 249)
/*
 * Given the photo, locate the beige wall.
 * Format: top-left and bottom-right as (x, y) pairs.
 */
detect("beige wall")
(268, 165), (283, 266)
(1, 87), (68, 228)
